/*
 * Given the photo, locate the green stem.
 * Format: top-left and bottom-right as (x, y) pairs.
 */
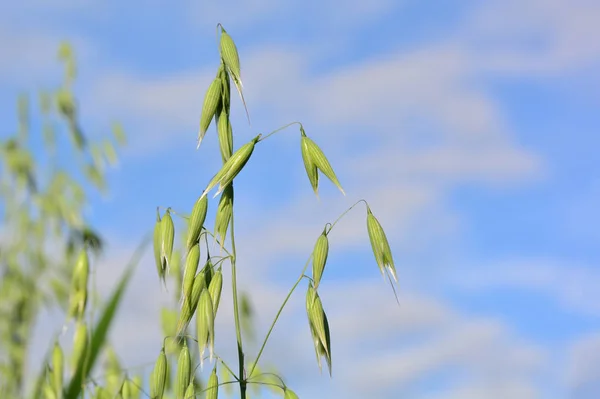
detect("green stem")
(229, 211), (246, 399)
(215, 355), (239, 382)
(249, 256), (312, 378)
(258, 121), (302, 142)
(327, 199), (368, 234)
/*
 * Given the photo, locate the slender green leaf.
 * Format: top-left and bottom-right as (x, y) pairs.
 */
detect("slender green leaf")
(64, 237), (148, 399)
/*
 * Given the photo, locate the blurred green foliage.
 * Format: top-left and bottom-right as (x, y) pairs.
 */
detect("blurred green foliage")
(0, 42), (125, 398)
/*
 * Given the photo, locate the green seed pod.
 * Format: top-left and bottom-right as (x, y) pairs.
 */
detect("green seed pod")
(200, 134), (261, 200)
(214, 185), (233, 249)
(306, 284), (332, 375)
(300, 130), (319, 197)
(182, 244), (201, 303)
(71, 321), (88, 370)
(68, 289), (87, 320)
(208, 269), (223, 316)
(175, 343), (191, 399)
(150, 348), (167, 399)
(72, 248), (89, 292)
(220, 28), (241, 85)
(218, 63), (231, 114)
(301, 128), (344, 195)
(176, 270), (206, 335)
(120, 379), (131, 399)
(201, 257), (214, 288)
(161, 209), (175, 274)
(284, 388), (300, 399)
(51, 341), (63, 397)
(186, 195), (208, 250)
(198, 78), (223, 149)
(68, 248), (89, 319)
(311, 229), (329, 289)
(206, 366), (219, 399)
(197, 289), (215, 368)
(366, 206), (397, 282)
(153, 209), (164, 283)
(217, 108), (233, 163)
(309, 294), (330, 358)
(184, 381), (195, 399)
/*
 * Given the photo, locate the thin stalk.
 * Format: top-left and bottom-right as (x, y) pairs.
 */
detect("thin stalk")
(258, 121), (302, 142)
(229, 210), (246, 399)
(326, 199), (367, 233)
(249, 256), (312, 378)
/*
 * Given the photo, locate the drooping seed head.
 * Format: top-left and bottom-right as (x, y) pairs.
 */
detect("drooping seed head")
(217, 108), (233, 163)
(198, 78), (222, 149)
(153, 209), (164, 282)
(218, 63), (231, 114)
(300, 130), (319, 197)
(184, 381), (195, 399)
(68, 289), (87, 320)
(72, 248), (89, 292)
(200, 135), (260, 200)
(150, 348), (167, 399)
(175, 343), (191, 399)
(301, 128), (344, 196)
(366, 206), (397, 282)
(197, 288), (215, 368)
(312, 229), (329, 289)
(206, 366), (219, 399)
(201, 258), (214, 287)
(219, 27), (249, 122)
(71, 321), (88, 370)
(51, 341), (63, 397)
(182, 244), (200, 304)
(308, 293), (329, 359)
(186, 195), (208, 250)
(160, 209), (175, 275)
(208, 269), (223, 316)
(120, 379), (131, 399)
(220, 28), (241, 86)
(306, 284), (332, 375)
(68, 248), (89, 319)
(214, 185), (233, 250)
(176, 270), (206, 335)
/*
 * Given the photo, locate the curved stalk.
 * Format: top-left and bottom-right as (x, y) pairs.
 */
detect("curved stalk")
(249, 256), (312, 378)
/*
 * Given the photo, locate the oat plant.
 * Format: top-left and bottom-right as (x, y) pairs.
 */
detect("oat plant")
(148, 24), (398, 399)
(40, 24), (399, 399)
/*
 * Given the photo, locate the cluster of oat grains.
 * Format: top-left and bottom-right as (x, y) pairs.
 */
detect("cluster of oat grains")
(43, 23), (397, 399)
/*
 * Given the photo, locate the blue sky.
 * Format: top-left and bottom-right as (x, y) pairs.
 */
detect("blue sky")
(1, 0), (599, 398)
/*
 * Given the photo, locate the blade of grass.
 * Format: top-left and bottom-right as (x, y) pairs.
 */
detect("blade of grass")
(29, 332), (59, 399)
(64, 236), (149, 399)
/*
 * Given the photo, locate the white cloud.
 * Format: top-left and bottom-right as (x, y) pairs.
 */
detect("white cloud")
(466, 0), (600, 74)
(567, 332), (600, 398)
(448, 259), (600, 317)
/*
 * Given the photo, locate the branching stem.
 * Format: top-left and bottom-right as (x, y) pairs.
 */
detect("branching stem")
(249, 256), (312, 378)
